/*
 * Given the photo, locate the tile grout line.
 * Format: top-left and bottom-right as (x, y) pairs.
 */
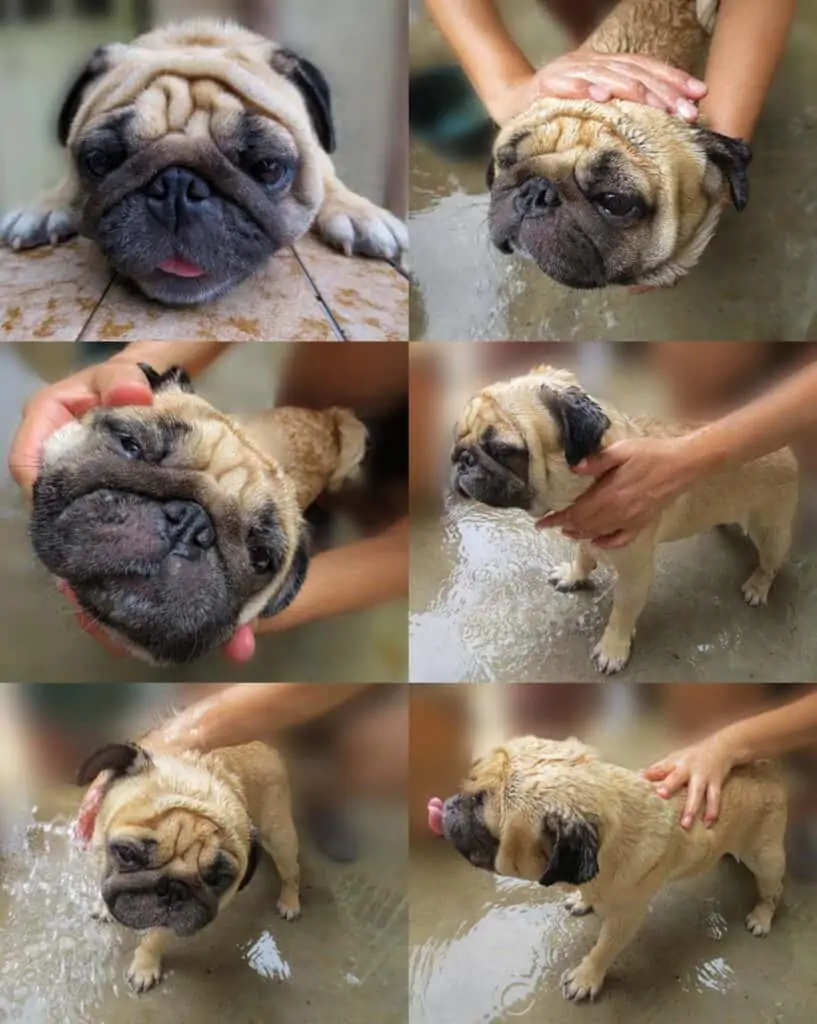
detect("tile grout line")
(290, 245), (347, 341)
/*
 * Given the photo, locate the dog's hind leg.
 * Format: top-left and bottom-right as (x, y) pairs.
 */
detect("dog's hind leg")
(742, 506), (794, 607)
(743, 840), (786, 937)
(258, 804), (302, 922)
(549, 543), (597, 592)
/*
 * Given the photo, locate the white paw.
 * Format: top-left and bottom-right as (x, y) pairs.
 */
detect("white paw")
(126, 955), (163, 993)
(548, 563), (593, 593)
(276, 896), (301, 921)
(0, 205), (76, 250)
(592, 636), (631, 674)
(745, 908), (772, 937)
(742, 570), (772, 608)
(564, 892), (593, 917)
(561, 960), (606, 1001)
(315, 193), (408, 262)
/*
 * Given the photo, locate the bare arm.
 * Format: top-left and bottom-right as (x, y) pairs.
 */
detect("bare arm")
(106, 341), (230, 378)
(700, 0), (795, 140)
(145, 683), (372, 754)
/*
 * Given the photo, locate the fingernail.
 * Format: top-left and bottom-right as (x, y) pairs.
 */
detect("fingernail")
(677, 99), (698, 120)
(657, 788), (668, 798)
(588, 85), (610, 102)
(682, 815), (692, 828)
(687, 78), (707, 96)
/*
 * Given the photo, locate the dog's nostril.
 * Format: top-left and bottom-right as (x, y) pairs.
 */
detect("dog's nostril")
(195, 525), (215, 548)
(162, 500), (216, 556)
(459, 450), (476, 468)
(163, 500), (186, 524)
(145, 166), (212, 229)
(514, 176), (561, 218)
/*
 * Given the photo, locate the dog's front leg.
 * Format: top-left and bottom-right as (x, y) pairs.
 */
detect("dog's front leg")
(1, 171), (81, 250)
(592, 546), (655, 674)
(561, 903), (648, 1001)
(126, 927), (171, 993)
(312, 149), (408, 263)
(549, 542), (597, 592)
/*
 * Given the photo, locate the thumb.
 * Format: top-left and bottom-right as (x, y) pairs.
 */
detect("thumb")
(570, 447), (619, 476)
(96, 362), (155, 408)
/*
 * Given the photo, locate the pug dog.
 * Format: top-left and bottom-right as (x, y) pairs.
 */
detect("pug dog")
(0, 18), (407, 304)
(487, 0), (753, 288)
(30, 363), (368, 664)
(451, 365), (799, 673)
(435, 735), (787, 1001)
(77, 738), (300, 992)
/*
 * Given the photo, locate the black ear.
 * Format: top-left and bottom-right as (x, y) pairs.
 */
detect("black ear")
(57, 45), (113, 146)
(138, 363), (195, 395)
(539, 811), (599, 886)
(77, 742), (152, 786)
(238, 828), (261, 891)
(540, 385), (610, 467)
(695, 128), (752, 212)
(270, 47), (336, 154)
(258, 532), (310, 619)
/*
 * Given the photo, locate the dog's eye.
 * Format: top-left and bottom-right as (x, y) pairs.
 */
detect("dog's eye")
(248, 546), (273, 574)
(110, 842), (143, 866)
(83, 147), (124, 179)
(252, 158), (294, 191)
(115, 432), (143, 459)
(595, 193), (641, 218)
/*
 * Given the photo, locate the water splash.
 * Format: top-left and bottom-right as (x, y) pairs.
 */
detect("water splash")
(242, 930), (292, 982)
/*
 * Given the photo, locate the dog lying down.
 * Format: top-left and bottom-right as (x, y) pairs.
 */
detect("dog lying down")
(451, 365), (800, 674)
(429, 736), (787, 1002)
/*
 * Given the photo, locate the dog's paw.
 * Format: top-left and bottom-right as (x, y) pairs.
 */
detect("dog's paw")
(745, 906), (773, 937)
(126, 954), (163, 993)
(742, 569), (773, 608)
(548, 563), (593, 593)
(564, 892), (593, 917)
(561, 960), (605, 1002)
(90, 899), (114, 924)
(276, 888), (301, 921)
(0, 205), (77, 250)
(315, 192), (408, 263)
(592, 635), (631, 675)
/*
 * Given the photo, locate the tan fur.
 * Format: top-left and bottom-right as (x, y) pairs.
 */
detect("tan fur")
(93, 739), (300, 992)
(492, 0), (730, 286)
(455, 365), (799, 673)
(463, 735), (786, 1001)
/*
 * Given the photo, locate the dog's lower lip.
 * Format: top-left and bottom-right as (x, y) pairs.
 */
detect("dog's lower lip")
(158, 257), (206, 278)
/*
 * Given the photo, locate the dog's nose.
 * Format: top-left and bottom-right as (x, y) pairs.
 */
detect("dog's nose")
(156, 876), (190, 906)
(162, 500), (216, 559)
(145, 166), (212, 230)
(457, 449), (476, 469)
(514, 177), (561, 218)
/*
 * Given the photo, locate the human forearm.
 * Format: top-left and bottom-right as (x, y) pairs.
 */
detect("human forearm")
(108, 341), (230, 379)
(424, 0), (533, 122)
(255, 516), (409, 634)
(716, 693), (817, 767)
(700, 0), (795, 140)
(146, 683), (371, 753)
(680, 360), (817, 475)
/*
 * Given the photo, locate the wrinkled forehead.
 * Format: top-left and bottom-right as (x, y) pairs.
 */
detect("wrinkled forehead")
(456, 388), (525, 445)
(109, 804), (233, 859)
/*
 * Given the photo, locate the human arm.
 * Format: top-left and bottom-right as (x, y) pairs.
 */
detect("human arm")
(644, 692), (817, 827)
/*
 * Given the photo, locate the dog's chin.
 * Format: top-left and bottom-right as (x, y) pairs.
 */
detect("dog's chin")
(452, 472), (530, 511)
(127, 266), (254, 306)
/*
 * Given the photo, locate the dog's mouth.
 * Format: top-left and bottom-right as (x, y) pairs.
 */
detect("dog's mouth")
(158, 256), (207, 279)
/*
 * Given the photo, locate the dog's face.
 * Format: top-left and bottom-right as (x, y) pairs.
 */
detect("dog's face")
(486, 100), (751, 288)
(59, 20), (335, 304)
(441, 736), (601, 887)
(451, 365), (612, 516)
(78, 743), (259, 936)
(30, 365), (308, 664)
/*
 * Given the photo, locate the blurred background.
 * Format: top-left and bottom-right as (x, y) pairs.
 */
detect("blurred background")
(0, 680), (408, 1024)
(409, 0), (817, 340)
(0, 341), (408, 682)
(0, 0), (406, 218)
(410, 681), (817, 1023)
(410, 341), (817, 683)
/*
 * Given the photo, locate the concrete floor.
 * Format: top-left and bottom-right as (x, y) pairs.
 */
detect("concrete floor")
(0, 345), (407, 683)
(0, 787), (407, 1024)
(409, 0), (817, 341)
(409, 713), (817, 1024)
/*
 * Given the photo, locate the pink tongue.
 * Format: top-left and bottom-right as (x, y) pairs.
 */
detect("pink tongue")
(428, 797), (444, 836)
(159, 257), (205, 278)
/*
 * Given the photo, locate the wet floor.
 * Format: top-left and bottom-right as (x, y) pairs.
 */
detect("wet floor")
(0, 787), (407, 1024)
(409, 0), (817, 341)
(409, 715), (817, 1023)
(0, 344), (407, 683)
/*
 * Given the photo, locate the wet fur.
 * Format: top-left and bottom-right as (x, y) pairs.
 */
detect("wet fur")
(452, 365), (799, 674)
(442, 735), (787, 1001)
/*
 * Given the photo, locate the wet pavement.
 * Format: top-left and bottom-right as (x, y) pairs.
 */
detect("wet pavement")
(409, 0), (817, 341)
(0, 344), (407, 684)
(409, 713), (817, 1023)
(0, 786), (407, 1024)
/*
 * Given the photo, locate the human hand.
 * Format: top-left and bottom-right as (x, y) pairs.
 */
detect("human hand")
(491, 50), (706, 126)
(643, 733), (736, 828)
(535, 437), (698, 548)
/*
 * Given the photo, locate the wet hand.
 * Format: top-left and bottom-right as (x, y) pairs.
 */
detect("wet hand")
(535, 437), (696, 548)
(492, 51), (706, 126)
(643, 734), (735, 829)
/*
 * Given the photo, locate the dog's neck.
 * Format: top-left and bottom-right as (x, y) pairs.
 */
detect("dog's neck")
(587, 0), (713, 75)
